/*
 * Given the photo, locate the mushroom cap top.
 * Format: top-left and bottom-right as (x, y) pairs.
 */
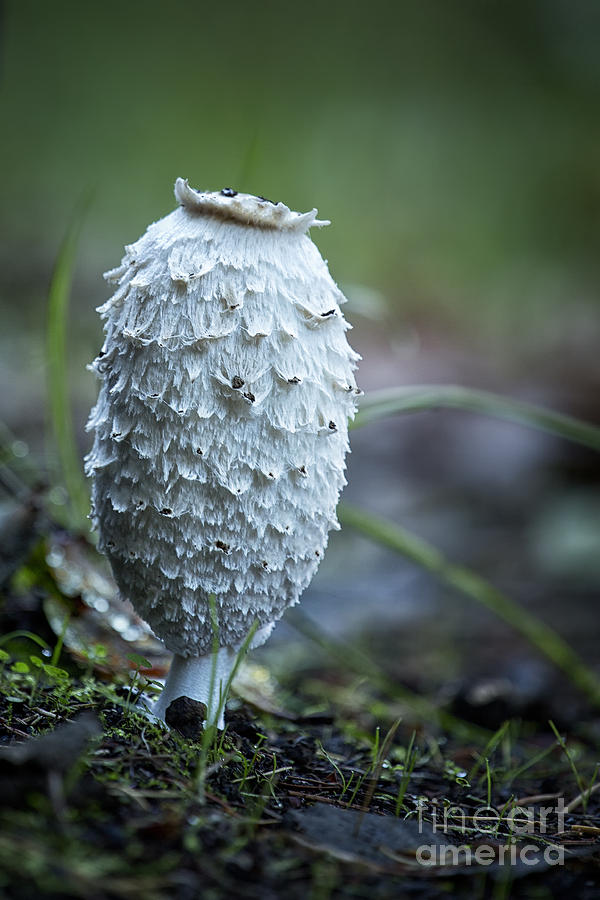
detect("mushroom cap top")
(174, 178), (330, 233)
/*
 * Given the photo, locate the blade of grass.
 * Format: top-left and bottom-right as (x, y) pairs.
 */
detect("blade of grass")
(286, 607), (490, 742)
(356, 716), (402, 831)
(395, 729), (417, 816)
(485, 757), (492, 808)
(50, 610), (71, 667)
(196, 611), (259, 802)
(338, 503), (600, 708)
(206, 594), (221, 727)
(215, 618), (259, 729)
(505, 741), (559, 784)
(548, 720), (586, 798)
(0, 631), (50, 651)
(565, 774), (600, 814)
(46, 194), (93, 528)
(352, 385), (600, 453)
(468, 720), (511, 783)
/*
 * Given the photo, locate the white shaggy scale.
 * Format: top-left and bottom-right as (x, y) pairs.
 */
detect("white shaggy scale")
(86, 179), (360, 725)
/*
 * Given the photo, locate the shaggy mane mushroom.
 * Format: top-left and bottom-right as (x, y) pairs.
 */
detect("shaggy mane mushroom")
(85, 178), (360, 728)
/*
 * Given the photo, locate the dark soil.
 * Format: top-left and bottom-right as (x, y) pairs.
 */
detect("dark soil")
(0, 614), (599, 898)
(0, 514), (598, 899)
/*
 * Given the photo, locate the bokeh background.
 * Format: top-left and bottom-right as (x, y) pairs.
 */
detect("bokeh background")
(1, 0), (599, 717)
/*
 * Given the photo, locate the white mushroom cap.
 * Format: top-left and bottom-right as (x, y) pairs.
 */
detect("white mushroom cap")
(86, 179), (360, 721)
(174, 179), (330, 232)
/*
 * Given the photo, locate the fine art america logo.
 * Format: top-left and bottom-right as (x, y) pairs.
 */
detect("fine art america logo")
(415, 798), (566, 867)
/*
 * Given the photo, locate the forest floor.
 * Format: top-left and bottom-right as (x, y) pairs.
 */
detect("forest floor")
(0, 519), (599, 900)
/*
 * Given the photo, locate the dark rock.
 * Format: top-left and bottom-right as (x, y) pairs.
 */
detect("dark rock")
(165, 695), (207, 739)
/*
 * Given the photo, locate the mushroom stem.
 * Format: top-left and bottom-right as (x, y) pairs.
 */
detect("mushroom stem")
(153, 649), (237, 729)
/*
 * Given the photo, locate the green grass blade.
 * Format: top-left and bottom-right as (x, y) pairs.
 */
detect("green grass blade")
(46, 195), (93, 528)
(352, 385), (600, 452)
(206, 594), (221, 726)
(504, 741), (558, 784)
(395, 729), (417, 816)
(548, 720), (586, 798)
(467, 720), (511, 783)
(338, 503), (600, 708)
(286, 607), (490, 742)
(0, 630), (50, 651)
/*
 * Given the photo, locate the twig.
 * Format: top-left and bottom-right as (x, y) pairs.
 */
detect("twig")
(565, 781), (600, 814)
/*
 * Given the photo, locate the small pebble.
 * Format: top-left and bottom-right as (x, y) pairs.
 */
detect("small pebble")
(164, 696), (207, 740)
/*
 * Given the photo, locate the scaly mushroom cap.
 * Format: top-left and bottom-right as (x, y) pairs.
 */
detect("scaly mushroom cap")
(85, 179), (360, 656)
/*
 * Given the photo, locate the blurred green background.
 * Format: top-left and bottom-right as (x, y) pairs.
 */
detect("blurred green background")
(3, 0), (600, 343)
(3, 0), (600, 521)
